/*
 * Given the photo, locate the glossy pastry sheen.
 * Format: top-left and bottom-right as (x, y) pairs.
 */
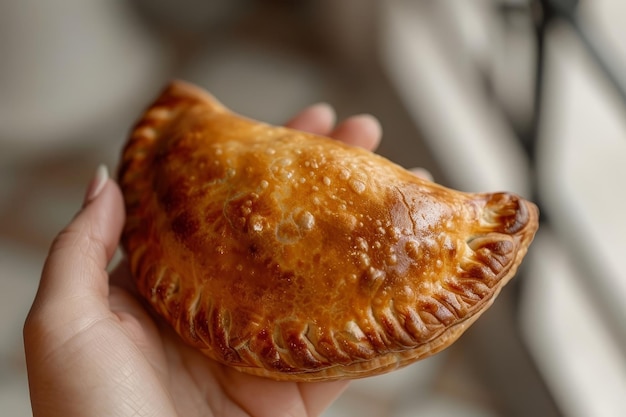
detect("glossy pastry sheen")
(119, 81), (539, 381)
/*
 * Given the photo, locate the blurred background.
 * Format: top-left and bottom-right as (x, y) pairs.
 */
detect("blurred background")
(1, 0), (625, 416)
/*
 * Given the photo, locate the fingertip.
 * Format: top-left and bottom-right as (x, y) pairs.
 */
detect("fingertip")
(349, 114), (383, 139)
(307, 102), (335, 120)
(409, 167), (434, 182)
(84, 177), (125, 260)
(284, 102), (336, 135)
(330, 113), (382, 151)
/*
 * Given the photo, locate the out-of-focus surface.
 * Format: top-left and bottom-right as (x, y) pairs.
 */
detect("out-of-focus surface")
(2, 0), (625, 416)
(380, 1), (626, 417)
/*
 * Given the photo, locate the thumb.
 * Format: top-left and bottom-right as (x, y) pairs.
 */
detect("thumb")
(30, 165), (125, 319)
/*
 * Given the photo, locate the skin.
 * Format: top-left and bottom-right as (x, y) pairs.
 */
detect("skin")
(24, 104), (394, 417)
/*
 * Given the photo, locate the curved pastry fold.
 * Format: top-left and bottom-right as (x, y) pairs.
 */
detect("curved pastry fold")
(119, 81), (539, 381)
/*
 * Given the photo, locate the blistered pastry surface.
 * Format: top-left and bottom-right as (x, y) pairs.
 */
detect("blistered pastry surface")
(119, 81), (539, 381)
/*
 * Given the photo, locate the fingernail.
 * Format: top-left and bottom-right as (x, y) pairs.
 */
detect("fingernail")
(84, 164), (109, 205)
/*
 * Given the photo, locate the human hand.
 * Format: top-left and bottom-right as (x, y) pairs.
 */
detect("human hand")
(23, 104), (384, 417)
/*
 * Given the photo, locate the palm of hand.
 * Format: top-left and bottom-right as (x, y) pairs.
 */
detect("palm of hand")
(106, 263), (346, 417)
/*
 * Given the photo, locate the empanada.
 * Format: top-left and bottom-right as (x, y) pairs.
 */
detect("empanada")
(118, 81), (538, 381)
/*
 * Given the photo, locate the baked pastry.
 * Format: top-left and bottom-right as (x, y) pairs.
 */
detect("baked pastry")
(118, 81), (538, 381)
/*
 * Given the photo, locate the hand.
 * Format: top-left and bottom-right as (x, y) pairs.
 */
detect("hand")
(23, 104), (383, 417)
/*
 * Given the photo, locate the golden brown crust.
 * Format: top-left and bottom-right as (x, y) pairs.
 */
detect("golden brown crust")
(118, 81), (539, 381)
